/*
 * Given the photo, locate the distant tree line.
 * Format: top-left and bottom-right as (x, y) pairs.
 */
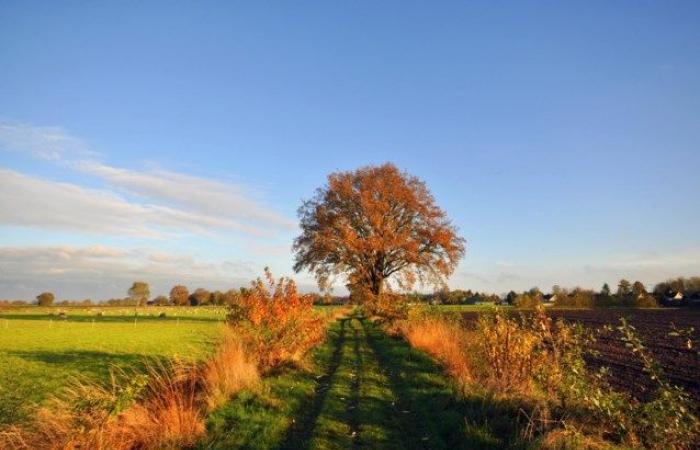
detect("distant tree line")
(406, 289), (500, 305)
(398, 276), (700, 309)
(5, 276), (698, 309)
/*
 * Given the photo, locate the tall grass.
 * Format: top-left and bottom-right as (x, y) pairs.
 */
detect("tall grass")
(396, 305), (699, 449)
(7, 334), (260, 450)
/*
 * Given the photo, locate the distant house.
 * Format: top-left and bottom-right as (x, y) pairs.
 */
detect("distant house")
(663, 292), (684, 305)
(542, 294), (557, 306)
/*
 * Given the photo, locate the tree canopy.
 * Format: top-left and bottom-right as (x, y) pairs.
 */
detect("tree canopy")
(128, 281), (150, 306)
(36, 292), (55, 306)
(293, 163), (465, 297)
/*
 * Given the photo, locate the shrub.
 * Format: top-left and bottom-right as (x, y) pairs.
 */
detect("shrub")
(226, 268), (325, 372)
(396, 306), (700, 449)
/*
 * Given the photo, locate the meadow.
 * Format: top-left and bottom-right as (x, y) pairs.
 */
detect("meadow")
(0, 307), (227, 426)
(1, 303), (698, 449)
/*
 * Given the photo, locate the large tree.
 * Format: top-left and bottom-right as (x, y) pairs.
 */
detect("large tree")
(293, 163), (465, 297)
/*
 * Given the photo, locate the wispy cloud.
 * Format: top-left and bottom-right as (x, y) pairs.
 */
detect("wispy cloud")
(0, 121), (96, 160)
(74, 161), (295, 230)
(0, 120), (294, 237)
(0, 168), (256, 238)
(0, 245), (257, 300)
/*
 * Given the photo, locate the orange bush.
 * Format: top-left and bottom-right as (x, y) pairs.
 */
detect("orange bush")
(227, 268), (325, 371)
(3, 270), (327, 450)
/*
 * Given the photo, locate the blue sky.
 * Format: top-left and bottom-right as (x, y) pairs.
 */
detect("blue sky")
(1, 1), (699, 299)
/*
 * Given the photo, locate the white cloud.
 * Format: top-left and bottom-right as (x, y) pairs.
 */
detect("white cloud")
(74, 161), (295, 230)
(0, 120), (295, 237)
(0, 121), (95, 160)
(0, 245), (257, 300)
(0, 168), (259, 238)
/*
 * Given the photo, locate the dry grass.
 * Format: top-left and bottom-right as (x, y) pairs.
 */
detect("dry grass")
(110, 360), (205, 450)
(399, 315), (473, 389)
(5, 331), (262, 450)
(397, 307), (579, 398)
(202, 329), (259, 411)
(2, 271), (334, 450)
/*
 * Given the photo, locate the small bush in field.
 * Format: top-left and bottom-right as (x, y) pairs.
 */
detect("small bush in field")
(226, 268), (324, 372)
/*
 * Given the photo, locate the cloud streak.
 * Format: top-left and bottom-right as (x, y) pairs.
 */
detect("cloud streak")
(0, 168), (259, 238)
(0, 121), (95, 160)
(0, 245), (256, 300)
(0, 120), (295, 237)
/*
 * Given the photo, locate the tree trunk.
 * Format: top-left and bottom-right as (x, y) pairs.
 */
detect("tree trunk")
(370, 273), (384, 297)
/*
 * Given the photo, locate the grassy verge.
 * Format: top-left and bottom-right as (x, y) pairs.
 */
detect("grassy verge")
(200, 317), (345, 449)
(0, 314), (223, 427)
(203, 312), (516, 449)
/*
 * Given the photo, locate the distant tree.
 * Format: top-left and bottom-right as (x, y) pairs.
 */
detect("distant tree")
(571, 288), (594, 308)
(210, 290), (224, 306)
(505, 290), (518, 305)
(293, 163), (465, 300)
(190, 288), (210, 306)
(128, 282), (150, 306)
(635, 294), (658, 308)
(153, 295), (170, 306)
(654, 277), (700, 297)
(36, 292), (55, 306)
(632, 281), (647, 297)
(515, 292), (541, 309)
(222, 289), (240, 306)
(596, 283), (614, 307)
(617, 279), (632, 296)
(169, 285), (189, 306)
(528, 287), (543, 303)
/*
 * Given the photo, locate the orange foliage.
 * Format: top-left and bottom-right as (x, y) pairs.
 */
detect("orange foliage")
(293, 163), (465, 297)
(3, 270), (327, 450)
(227, 268), (325, 372)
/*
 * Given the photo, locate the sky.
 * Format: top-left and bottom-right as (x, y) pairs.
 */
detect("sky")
(1, 1), (699, 300)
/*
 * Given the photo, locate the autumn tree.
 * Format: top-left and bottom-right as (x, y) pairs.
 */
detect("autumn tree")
(617, 279), (631, 296)
(293, 163), (465, 299)
(36, 292), (55, 306)
(632, 281), (647, 297)
(128, 281), (150, 306)
(169, 285), (189, 306)
(153, 295), (170, 306)
(190, 288), (211, 306)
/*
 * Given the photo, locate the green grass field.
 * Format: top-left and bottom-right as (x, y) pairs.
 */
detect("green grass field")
(0, 306), (227, 426)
